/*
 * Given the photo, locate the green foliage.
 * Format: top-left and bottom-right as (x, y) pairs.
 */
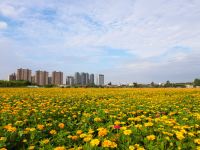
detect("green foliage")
(194, 78), (200, 86)
(0, 80), (31, 87)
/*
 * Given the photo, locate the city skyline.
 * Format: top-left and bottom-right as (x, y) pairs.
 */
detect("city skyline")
(9, 68), (104, 86)
(0, 0), (200, 84)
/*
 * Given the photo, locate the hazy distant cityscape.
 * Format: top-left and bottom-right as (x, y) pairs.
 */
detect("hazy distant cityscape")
(8, 68), (104, 86)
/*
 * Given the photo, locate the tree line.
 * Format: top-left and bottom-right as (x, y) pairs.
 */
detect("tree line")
(0, 80), (31, 87)
(0, 78), (200, 87)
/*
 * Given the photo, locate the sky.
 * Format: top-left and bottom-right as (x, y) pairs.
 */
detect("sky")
(0, 0), (200, 84)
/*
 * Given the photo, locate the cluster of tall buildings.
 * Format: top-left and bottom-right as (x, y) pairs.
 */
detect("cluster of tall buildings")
(9, 68), (104, 86)
(66, 72), (104, 86)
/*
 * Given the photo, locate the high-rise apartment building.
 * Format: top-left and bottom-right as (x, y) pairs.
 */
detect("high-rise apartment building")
(9, 73), (16, 81)
(66, 76), (74, 86)
(16, 68), (31, 82)
(48, 77), (52, 85)
(96, 74), (104, 86)
(81, 72), (86, 85)
(52, 71), (63, 85)
(31, 76), (35, 84)
(86, 73), (89, 85)
(35, 71), (48, 86)
(74, 72), (81, 85)
(89, 74), (94, 84)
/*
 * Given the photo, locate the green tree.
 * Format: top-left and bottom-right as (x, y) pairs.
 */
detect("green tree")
(194, 78), (200, 86)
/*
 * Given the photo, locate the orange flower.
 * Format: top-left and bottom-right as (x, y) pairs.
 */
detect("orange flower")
(58, 123), (65, 129)
(98, 128), (108, 137)
(37, 124), (44, 130)
(71, 135), (78, 140)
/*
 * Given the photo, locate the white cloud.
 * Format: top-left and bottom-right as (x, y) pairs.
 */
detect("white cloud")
(0, 0), (200, 82)
(0, 21), (7, 29)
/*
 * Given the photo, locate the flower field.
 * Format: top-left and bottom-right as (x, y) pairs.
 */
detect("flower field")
(0, 88), (200, 150)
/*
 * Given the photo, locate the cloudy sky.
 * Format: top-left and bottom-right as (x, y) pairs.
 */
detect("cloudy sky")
(0, 0), (200, 84)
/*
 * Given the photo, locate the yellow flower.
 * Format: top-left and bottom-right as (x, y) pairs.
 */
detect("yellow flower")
(102, 140), (112, 148)
(37, 124), (44, 130)
(134, 144), (140, 148)
(67, 135), (72, 138)
(98, 128), (108, 137)
(144, 122), (154, 127)
(188, 132), (195, 137)
(165, 136), (170, 140)
(76, 130), (83, 135)
(28, 146), (35, 150)
(88, 129), (94, 134)
(176, 132), (185, 140)
(180, 129), (187, 134)
(54, 146), (66, 150)
(129, 145), (135, 150)
(30, 128), (36, 132)
(137, 148), (145, 150)
(90, 139), (100, 146)
(0, 137), (6, 141)
(40, 139), (50, 145)
(110, 142), (117, 148)
(135, 124), (142, 129)
(80, 133), (87, 138)
(94, 117), (102, 122)
(58, 123), (65, 129)
(123, 130), (132, 135)
(120, 126), (127, 130)
(146, 135), (156, 141)
(83, 136), (92, 142)
(102, 140), (117, 148)
(114, 120), (121, 125)
(50, 130), (57, 135)
(194, 139), (200, 145)
(0, 148), (7, 150)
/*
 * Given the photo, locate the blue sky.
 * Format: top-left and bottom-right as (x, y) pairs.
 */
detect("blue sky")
(0, 0), (200, 84)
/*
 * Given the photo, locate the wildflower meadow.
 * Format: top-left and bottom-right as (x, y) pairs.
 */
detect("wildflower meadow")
(0, 88), (200, 150)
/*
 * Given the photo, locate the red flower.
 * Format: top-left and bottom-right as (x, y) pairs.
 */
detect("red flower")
(114, 125), (121, 129)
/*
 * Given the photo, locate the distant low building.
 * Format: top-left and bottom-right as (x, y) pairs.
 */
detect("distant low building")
(186, 85), (194, 88)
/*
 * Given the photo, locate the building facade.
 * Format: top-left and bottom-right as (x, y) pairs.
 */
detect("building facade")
(9, 73), (16, 81)
(66, 76), (74, 86)
(81, 72), (86, 85)
(48, 77), (52, 85)
(31, 76), (35, 84)
(96, 74), (104, 86)
(74, 72), (81, 85)
(16, 68), (32, 82)
(86, 73), (89, 85)
(35, 71), (48, 86)
(52, 71), (63, 85)
(99, 74), (104, 86)
(89, 74), (94, 84)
